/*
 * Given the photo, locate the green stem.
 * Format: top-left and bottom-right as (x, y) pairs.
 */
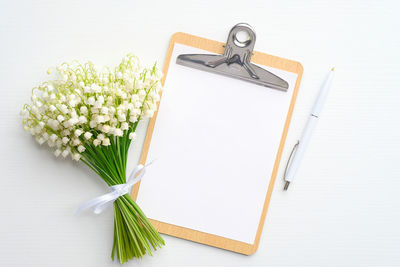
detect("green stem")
(81, 130), (164, 263)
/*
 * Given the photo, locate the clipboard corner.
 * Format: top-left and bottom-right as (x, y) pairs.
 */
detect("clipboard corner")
(295, 61), (304, 77)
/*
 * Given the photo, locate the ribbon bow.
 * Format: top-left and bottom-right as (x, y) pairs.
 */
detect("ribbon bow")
(77, 163), (149, 214)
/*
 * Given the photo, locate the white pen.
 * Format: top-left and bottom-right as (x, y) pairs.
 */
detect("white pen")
(284, 67), (335, 190)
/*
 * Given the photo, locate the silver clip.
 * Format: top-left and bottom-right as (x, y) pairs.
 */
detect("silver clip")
(283, 140), (299, 190)
(176, 23), (289, 91)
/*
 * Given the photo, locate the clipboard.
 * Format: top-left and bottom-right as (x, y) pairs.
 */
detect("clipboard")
(132, 24), (303, 255)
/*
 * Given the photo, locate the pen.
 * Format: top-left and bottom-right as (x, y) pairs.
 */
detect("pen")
(283, 67), (335, 190)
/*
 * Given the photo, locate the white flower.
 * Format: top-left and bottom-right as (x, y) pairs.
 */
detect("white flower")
(129, 132), (136, 140)
(126, 103), (134, 110)
(121, 122), (128, 130)
(84, 132), (92, 140)
(95, 115), (105, 124)
(72, 138), (81, 146)
(54, 149), (61, 157)
(129, 116), (137, 123)
(62, 120), (71, 128)
(34, 125), (42, 133)
(97, 134), (105, 141)
(77, 145), (85, 153)
(47, 140), (55, 147)
(114, 128), (123, 137)
(94, 100), (102, 109)
(57, 115), (65, 122)
(68, 118), (79, 126)
(62, 137), (70, 144)
(70, 110), (78, 118)
(49, 105), (57, 112)
(131, 95), (139, 102)
(56, 140), (62, 147)
(62, 150), (69, 158)
(92, 84), (101, 93)
(68, 99), (78, 107)
(36, 137), (45, 145)
(101, 125), (111, 133)
(49, 120), (60, 130)
(118, 114), (126, 122)
(72, 153), (81, 161)
(60, 104), (69, 114)
(78, 116), (87, 124)
(101, 107), (109, 114)
(74, 129), (83, 137)
(50, 134), (58, 142)
(87, 96), (96, 105)
(89, 120), (97, 128)
(80, 106), (88, 115)
(84, 86), (91, 93)
(102, 138), (111, 146)
(132, 108), (141, 115)
(93, 139), (101, 146)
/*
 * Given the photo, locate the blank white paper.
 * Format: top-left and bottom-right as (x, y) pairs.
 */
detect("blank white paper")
(136, 43), (298, 244)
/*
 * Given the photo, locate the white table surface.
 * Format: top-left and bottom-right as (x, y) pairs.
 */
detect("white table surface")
(1, 0), (399, 266)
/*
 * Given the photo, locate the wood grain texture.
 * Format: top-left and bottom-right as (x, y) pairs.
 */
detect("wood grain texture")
(131, 32), (303, 255)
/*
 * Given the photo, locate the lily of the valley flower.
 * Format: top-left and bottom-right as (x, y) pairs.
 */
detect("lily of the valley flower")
(21, 54), (162, 161)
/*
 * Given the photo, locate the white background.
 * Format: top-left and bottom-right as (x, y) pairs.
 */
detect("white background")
(0, 0), (399, 266)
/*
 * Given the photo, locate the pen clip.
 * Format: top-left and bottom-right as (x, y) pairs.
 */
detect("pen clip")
(283, 140), (300, 180)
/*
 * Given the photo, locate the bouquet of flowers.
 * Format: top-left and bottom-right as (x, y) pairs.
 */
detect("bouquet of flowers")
(20, 54), (165, 263)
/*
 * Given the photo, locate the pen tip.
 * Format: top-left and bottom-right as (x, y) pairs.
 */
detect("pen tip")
(284, 181), (290, 190)
(331, 67), (335, 71)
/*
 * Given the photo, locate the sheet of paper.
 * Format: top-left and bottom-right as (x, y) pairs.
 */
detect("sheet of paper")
(136, 43), (298, 244)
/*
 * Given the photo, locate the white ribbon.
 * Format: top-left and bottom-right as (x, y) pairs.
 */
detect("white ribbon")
(77, 163), (149, 214)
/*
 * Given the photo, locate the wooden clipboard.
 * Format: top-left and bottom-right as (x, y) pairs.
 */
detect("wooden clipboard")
(131, 30), (303, 255)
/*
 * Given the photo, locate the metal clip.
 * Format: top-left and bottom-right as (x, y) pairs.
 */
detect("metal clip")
(176, 23), (289, 91)
(283, 140), (299, 190)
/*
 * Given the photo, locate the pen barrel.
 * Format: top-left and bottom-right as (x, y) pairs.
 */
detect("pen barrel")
(311, 70), (334, 116)
(285, 115), (318, 182)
